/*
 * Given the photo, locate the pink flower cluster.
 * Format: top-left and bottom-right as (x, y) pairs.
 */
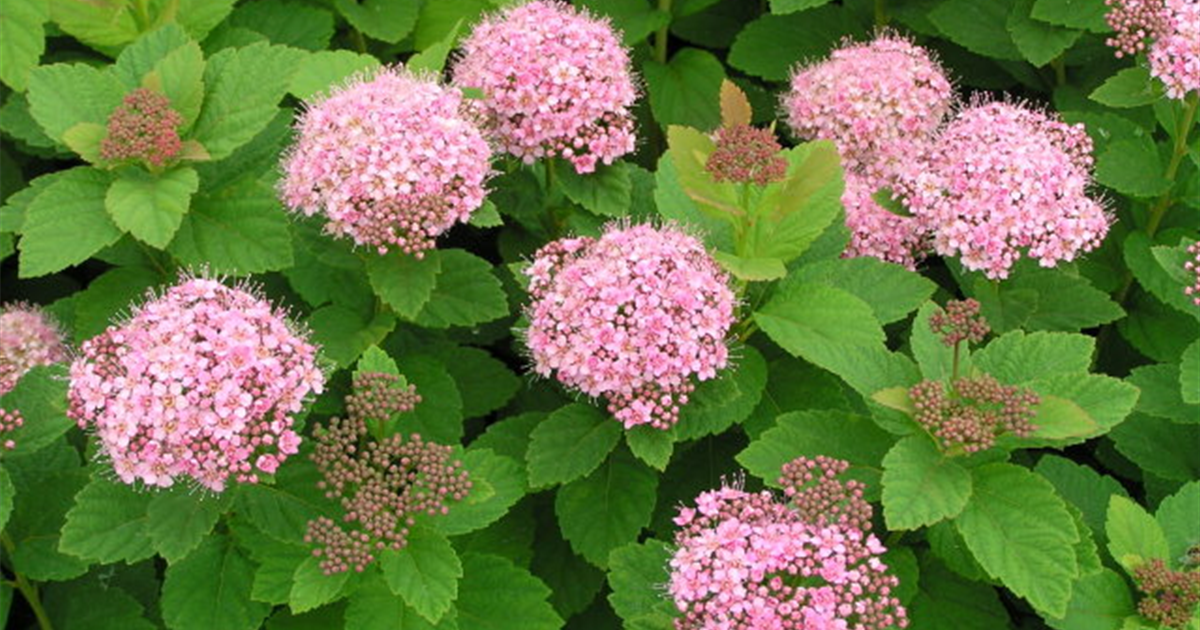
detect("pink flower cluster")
(0, 304), (67, 452)
(906, 102), (1110, 279)
(452, 0), (637, 174)
(99, 88), (184, 168)
(669, 460), (906, 630)
(705, 124), (788, 186)
(524, 223), (735, 430)
(67, 278), (324, 492)
(841, 175), (930, 269)
(1107, 0), (1200, 99)
(281, 67), (492, 257)
(0, 409), (21, 451)
(1185, 241), (1200, 305)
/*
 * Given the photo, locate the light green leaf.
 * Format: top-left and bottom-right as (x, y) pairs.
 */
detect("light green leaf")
(412, 249), (509, 328)
(365, 251), (441, 320)
(555, 446), (657, 568)
(755, 282), (886, 372)
(230, 521), (309, 605)
(1106, 494), (1169, 572)
(48, 0), (138, 48)
(956, 463), (1080, 617)
(168, 176), (293, 274)
(527, 403), (623, 489)
(27, 62), (124, 142)
(455, 554), (562, 630)
(151, 40), (207, 130)
(59, 476), (154, 564)
(1091, 67), (1164, 108)
(288, 556), (349, 613)
(1007, 0), (1081, 67)
(112, 24), (191, 89)
(19, 168), (121, 278)
(175, 0), (236, 42)
(744, 140), (844, 263)
(1035, 455), (1130, 544)
(883, 436), (973, 530)
(712, 252), (787, 281)
(147, 488), (225, 563)
(162, 535), (272, 630)
(334, 0), (419, 43)
(0, 0), (47, 91)
(789, 257), (936, 325)
(728, 7), (862, 81)
(106, 166), (199, 248)
(380, 527), (461, 623)
(192, 42), (304, 160)
(606, 539), (675, 626)
(971, 330), (1095, 383)
(1141, 238), (1200, 322)
(558, 161), (632, 217)
(577, 0), (669, 45)
(288, 49), (380, 101)
(1049, 569), (1135, 630)
(1156, 481), (1200, 568)
(643, 47), (724, 130)
(61, 122), (106, 163)
(437, 449), (526, 537)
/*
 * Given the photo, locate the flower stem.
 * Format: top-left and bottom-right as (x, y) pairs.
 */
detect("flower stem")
(655, 0), (673, 64)
(874, 0), (888, 27)
(951, 341), (961, 382)
(2, 532), (54, 630)
(351, 28), (368, 54)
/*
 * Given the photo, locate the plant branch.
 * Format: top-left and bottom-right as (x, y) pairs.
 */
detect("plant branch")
(655, 0), (673, 64)
(2, 532), (54, 630)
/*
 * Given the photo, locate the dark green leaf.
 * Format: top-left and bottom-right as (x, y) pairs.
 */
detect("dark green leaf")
(555, 447), (658, 568)
(527, 403), (623, 488)
(161, 535), (272, 630)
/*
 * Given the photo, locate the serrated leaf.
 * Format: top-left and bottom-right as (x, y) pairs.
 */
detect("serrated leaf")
(1097, 135), (1171, 198)
(1106, 494), (1169, 572)
(1007, 0), (1081, 67)
(930, 0), (1024, 60)
(234, 524), (308, 605)
(168, 176), (293, 274)
(0, 365), (72, 455)
(3, 463), (89, 582)
(192, 42), (303, 160)
(147, 488), (225, 563)
(789, 257), (937, 325)
(344, 573), (455, 630)
(18, 168), (121, 278)
(607, 539), (675, 625)
(728, 7), (862, 81)
(558, 161), (632, 217)
(971, 330), (1095, 383)
(230, 0), (335, 51)
(755, 282), (887, 372)
(1110, 413), (1200, 481)
(643, 47), (724, 130)
(555, 446), (657, 568)
(233, 457), (332, 544)
(908, 553), (1011, 629)
(456, 554), (562, 630)
(443, 346), (519, 419)
(288, 556), (349, 613)
(1155, 481), (1200, 565)
(407, 18), (461, 74)
(956, 463), (1080, 617)
(106, 166), (199, 248)
(671, 345), (767, 440)
(883, 436), (973, 530)
(745, 140), (844, 263)
(366, 251), (441, 320)
(391, 354), (463, 444)
(151, 41), (207, 130)
(718, 79), (751, 127)
(625, 426), (674, 471)
(59, 476), (154, 564)
(1047, 568), (1135, 630)
(1030, 0), (1110, 32)
(306, 305), (396, 368)
(1002, 268), (1126, 331)
(437, 449), (526, 537)
(1035, 455), (1130, 544)
(380, 527), (461, 623)
(44, 580), (155, 630)
(0, 0), (48, 91)
(530, 510), (605, 619)
(27, 62), (124, 142)
(288, 49), (379, 100)
(1091, 67), (1164, 108)
(910, 302), (966, 381)
(412, 249), (509, 328)
(61, 122), (105, 163)
(162, 535), (271, 630)
(335, 0), (419, 43)
(1140, 237), (1200, 322)
(527, 403), (623, 488)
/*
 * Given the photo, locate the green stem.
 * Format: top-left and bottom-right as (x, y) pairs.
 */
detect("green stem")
(2, 532), (54, 630)
(874, 0), (888, 27)
(1051, 55), (1066, 87)
(654, 0), (673, 64)
(351, 28), (368, 54)
(132, 0), (152, 31)
(951, 341), (961, 382)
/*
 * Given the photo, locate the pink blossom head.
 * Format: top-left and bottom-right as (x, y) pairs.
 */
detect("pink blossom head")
(0, 303), (67, 397)
(280, 67), (492, 257)
(842, 173), (930, 269)
(100, 87), (184, 168)
(67, 276), (325, 492)
(668, 469), (907, 630)
(1107, 0), (1200, 99)
(523, 223), (735, 430)
(783, 33), (954, 189)
(906, 101), (1111, 279)
(1185, 241), (1200, 305)
(451, 0), (638, 174)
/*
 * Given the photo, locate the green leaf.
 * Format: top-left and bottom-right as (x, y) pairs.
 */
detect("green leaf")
(230, 521), (309, 605)
(1047, 568), (1135, 630)
(176, 0), (236, 42)
(288, 49), (379, 101)
(59, 476), (154, 564)
(530, 509), (605, 619)
(48, 0), (138, 48)
(437, 449), (526, 537)
(0, 0), (47, 91)
(712, 252), (787, 281)
(391, 354), (464, 444)
(1110, 414), (1200, 482)
(558, 161), (632, 217)
(755, 282), (887, 372)
(956, 463), (1080, 618)
(908, 553), (1011, 630)
(737, 410), (894, 500)
(192, 42), (303, 160)
(0, 365), (73, 455)
(105, 166), (199, 248)
(168, 176), (293, 274)
(380, 527), (461, 623)
(307, 305), (396, 368)
(0, 465), (12, 532)
(1002, 268), (1126, 332)
(61, 122), (106, 163)
(27, 62), (124, 142)
(456, 554), (562, 630)
(625, 426), (674, 471)
(1156, 481), (1200, 568)
(112, 26), (197, 102)
(971, 276), (1039, 332)
(671, 344), (767, 441)
(1031, 0), (1110, 32)
(789, 257), (937, 325)
(1035, 455), (1130, 545)
(229, 0), (335, 51)
(1106, 494), (1169, 572)
(643, 48), (724, 130)
(1141, 237), (1200, 321)
(743, 140), (844, 263)
(555, 446), (658, 568)
(1007, 0), (1081, 67)
(728, 7), (862, 81)
(407, 18), (461, 74)
(527, 403), (623, 489)
(911, 302), (963, 381)
(3, 462), (89, 582)
(147, 488), (225, 563)
(443, 346), (519, 420)
(334, 0), (419, 43)
(365, 251), (441, 320)
(971, 330), (1095, 383)
(44, 581), (155, 630)
(162, 535), (272, 630)
(578, 0), (668, 45)
(412, 249), (509, 328)
(288, 556), (349, 613)
(233, 457), (332, 544)
(606, 539), (675, 626)
(150, 41), (207, 131)
(1097, 135), (1171, 198)
(771, 0), (833, 12)
(344, 573), (455, 630)
(18, 168), (121, 278)
(882, 436), (973, 530)
(930, 0), (1023, 61)
(1091, 67), (1164, 108)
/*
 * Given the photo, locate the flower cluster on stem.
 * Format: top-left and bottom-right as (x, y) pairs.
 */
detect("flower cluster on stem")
(1106, 0), (1200, 99)
(99, 87), (184, 168)
(0, 304), (66, 452)
(909, 376), (1039, 453)
(705, 124), (787, 186)
(1132, 558), (1200, 628)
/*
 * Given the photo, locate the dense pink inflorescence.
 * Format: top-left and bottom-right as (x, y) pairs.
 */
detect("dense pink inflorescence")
(1185, 242), (1200, 306)
(451, 0), (637, 173)
(906, 102), (1110, 279)
(841, 174), (930, 269)
(99, 88), (184, 168)
(280, 67), (492, 257)
(668, 461), (907, 630)
(67, 278), (324, 492)
(1106, 0), (1200, 99)
(524, 223), (735, 430)
(0, 304), (67, 452)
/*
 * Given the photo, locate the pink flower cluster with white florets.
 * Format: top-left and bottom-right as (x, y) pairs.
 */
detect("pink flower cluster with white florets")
(281, 67), (492, 257)
(1107, 0), (1200, 99)
(452, 0), (637, 174)
(0, 304), (67, 451)
(524, 223), (735, 430)
(67, 278), (324, 492)
(906, 102), (1111, 279)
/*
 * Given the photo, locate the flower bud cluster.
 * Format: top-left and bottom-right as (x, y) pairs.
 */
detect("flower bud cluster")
(779, 455), (873, 532)
(705, 124), (787, 186)
(281, 67), (491, 257)
(1106, 0), (1200, 99)
(1132, 558), (1200, 628)
(1185, 241), (1200, 306)
(452, 0), (637, 173)
(345, 372), (421, 423)
(669, 461), (906, 630)
(909, 375), (1039, 453)
(523, 223), (735, 430)
(0, 303), (67, 396)
(929, 298), (990, 347)
(67, 278), (324, 492)
(99, 88), (184, 168)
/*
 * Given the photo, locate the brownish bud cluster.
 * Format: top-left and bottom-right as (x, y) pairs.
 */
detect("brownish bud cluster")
(100, 88), (184, 168)
(345, 371), (421, 424)
(929, 298), (990, 347)
(909, 375), (1039, 453)
(1133, 558), (1200, 629)
(779, 455), (873, 532)
(705, 124), (788, 186)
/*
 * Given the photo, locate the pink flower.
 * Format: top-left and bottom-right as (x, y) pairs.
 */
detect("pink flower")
(0, 303), (67, 397)
(68, 277), (325, 492)
(841, 174), (930, 269)
(100, 88), (184, 168)
(1107, 0), (1200, 99)
(523, 223), (735, 430)
(280, 67), (492, 257)
(451, 0), (638, 173)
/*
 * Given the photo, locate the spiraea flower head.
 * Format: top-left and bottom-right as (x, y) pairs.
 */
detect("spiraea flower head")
(1107, 0), (1200, 99)
(906, 101), (1111, 279)
(705, 124), (788, 185)
(0, 304), (67, 452)
(99, 87), (184, 168)
(929, 298), (990, 347)
(451, 0), (638, 174)
(523, 223), (735, 430)
(783, 33), (954, 189)
(280, 67), (492, 257)
(842, 174), (930, 269)
(305, 378), (470, 574)
(669, 459), (907, 630)
(67, 277), (325, 492)
(1132, 558), (1200, 628)
(909, 375), (1039, 453)
(1184, 241), (1200, 306)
